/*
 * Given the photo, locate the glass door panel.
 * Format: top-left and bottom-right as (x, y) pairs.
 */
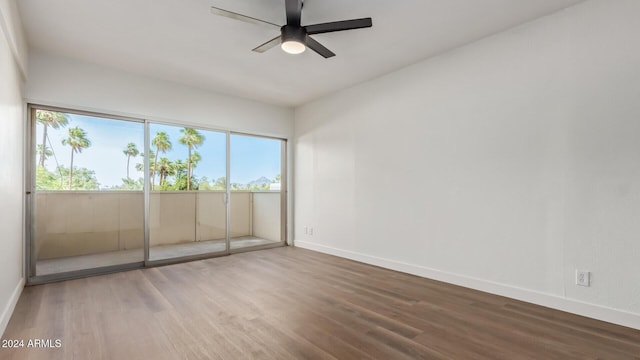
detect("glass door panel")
(32, 108), (144, 276)
(229, 134), (285, 251)
(148, 124), (227, 261)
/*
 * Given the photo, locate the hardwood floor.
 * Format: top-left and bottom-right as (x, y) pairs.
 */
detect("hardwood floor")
(2, 247), (639, 359)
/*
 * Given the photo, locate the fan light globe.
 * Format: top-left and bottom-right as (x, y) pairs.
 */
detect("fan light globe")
(281, 41), (306, 54)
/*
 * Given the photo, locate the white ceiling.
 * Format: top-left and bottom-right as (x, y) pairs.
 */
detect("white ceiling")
(18, 0), (583, 107)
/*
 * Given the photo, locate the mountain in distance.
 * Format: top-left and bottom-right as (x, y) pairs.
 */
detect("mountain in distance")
(247, 176), (272, 186)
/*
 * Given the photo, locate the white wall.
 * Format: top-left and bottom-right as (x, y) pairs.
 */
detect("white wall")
(0, 0), (26, 77)
(294, 0), (640, 329)
(26, 50), (293, 139)
(0, 0), (26, 337)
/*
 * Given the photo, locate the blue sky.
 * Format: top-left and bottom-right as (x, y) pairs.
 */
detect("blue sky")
(38, 113), (282, 188)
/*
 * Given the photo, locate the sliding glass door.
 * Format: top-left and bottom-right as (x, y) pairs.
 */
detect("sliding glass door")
(229, 134), (286, 251)
(28, 105), (287, 282)
(148, 123), (228, 262)
(31, 107), (145, 277)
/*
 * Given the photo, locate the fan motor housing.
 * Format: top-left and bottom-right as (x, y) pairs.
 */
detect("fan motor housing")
(281, 25), (307, 44)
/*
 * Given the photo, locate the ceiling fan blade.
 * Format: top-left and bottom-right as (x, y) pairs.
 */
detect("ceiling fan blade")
(285, 0), (302, 26)
(210, 6), (280, 29)
(305, 18), (372, 35)
(252, 36), (281, 53)
(306, 36), (335, 58)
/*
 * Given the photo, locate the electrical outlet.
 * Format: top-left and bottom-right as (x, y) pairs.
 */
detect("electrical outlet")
(576, 270), (590, 287)
(304, 227), (308, 235)
(309, 227), (313, 235)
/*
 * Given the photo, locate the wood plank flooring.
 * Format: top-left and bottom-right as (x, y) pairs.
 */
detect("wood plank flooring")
(2, 247), (640, 359)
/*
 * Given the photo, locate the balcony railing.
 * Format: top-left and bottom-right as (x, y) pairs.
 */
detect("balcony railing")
(34, 191), (282, 260)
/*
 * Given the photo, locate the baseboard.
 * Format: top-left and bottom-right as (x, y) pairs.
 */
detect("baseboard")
(0, 278), (25, 338)
(295, 241), (640, 330)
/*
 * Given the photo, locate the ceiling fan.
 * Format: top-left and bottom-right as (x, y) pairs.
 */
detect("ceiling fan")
(210, 0), (372, 58)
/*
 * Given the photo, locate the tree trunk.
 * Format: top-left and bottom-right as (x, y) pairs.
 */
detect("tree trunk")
(126, 155), (131, 179)
(40, 124), (48, 167)
(69, 150), (74, 190)
(152, 149), (159, 190)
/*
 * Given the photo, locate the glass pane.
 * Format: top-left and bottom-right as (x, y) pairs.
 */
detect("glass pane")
(229, 134), (284, 250)
(148, 124), (227, 261)
(33, 109), (144, 276)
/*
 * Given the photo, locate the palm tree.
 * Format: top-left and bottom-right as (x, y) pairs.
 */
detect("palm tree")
(172, 159), (186, 178)
(189, 151), (201, 169)
(151, 132), (172, 190)
(179, 128), (204, 190)
(171, 160), (187, 190)
(122, 143), (139, 179)
(62, 126), (91, 190)
(157, 157), (173, 188)
(36, 110), (69, 167)
(136, 151), (156, 188)
(36, 144), (53, 166)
